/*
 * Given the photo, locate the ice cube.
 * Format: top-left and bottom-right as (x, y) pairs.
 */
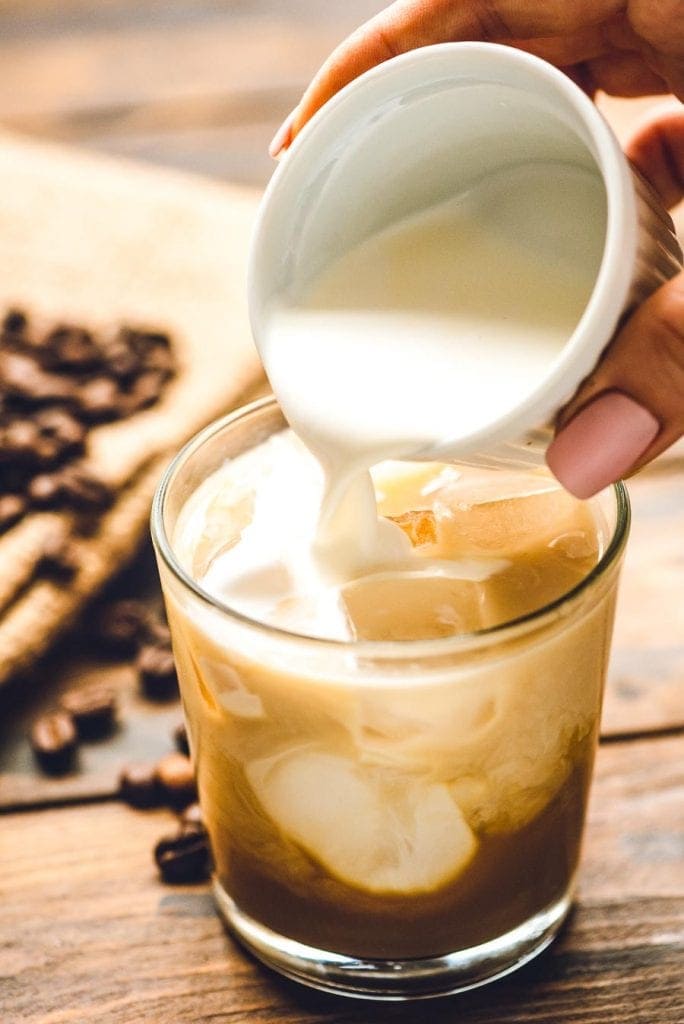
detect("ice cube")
(354, 684), (501, 772)
(548, 529), (598, 561)
(196, 656), (265, 719)
(434, 467), (559, 507)
(431, 485), (583, 559)
(272, 590), (352, 641)
(482, 551), (592, 625)
(192, 489), (254, 578)
(246, 749), (477, 894)
(343, 620), (602, 836)
(342, 569), (491, 639)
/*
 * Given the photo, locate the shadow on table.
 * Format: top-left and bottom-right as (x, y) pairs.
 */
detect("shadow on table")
(234, 910), (578, 1024)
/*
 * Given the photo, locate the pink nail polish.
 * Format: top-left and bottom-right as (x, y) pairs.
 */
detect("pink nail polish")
(268, 113), (294, 159)
(546, 391), (660, 498)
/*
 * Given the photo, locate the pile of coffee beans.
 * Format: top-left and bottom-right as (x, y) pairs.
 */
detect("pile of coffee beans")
(29, 601), (176, 775)
(94, 599), (178, 700)
(30, 686), (209, 882)
(118, 724), (196, 811)
(118, 722), (212, 885)
(6, 306), (206, 885)
(0, 308), (175, 544)
(28, 594), (209, 884)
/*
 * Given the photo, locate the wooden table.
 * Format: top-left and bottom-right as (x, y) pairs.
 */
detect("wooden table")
(1, 4), (683, 1022)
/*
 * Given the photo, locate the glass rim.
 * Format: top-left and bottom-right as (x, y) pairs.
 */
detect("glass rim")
(151, 396), (630, 656)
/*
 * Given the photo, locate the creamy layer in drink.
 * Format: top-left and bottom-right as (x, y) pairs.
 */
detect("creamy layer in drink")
(161, 160), (617, 956)
(168, 438), (614, 955)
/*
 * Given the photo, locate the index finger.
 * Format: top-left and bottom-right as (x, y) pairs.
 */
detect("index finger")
(293, 0), (620, 133)
(625, 106), (684, 209)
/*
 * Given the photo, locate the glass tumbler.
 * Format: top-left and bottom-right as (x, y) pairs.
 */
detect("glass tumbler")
(152, 397), (629, 1000)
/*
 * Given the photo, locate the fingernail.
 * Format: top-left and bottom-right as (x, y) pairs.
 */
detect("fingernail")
(546, 391), (660, 498)
(268, 112), (295, 158)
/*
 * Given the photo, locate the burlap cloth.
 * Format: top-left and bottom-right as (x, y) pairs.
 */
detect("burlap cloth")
(0, 131), (265, 685)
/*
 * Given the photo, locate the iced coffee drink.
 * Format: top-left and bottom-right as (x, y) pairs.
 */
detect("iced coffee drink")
(154, 401), (628, 998)
(153, 138), (629, 996)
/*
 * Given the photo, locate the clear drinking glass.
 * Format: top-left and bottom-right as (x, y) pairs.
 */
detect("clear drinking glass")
(151, 397), (629, 1001)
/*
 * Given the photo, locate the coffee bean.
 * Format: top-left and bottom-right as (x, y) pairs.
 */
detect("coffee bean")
(95, 600), (150, 657)
(30, 712), (78, 774)
(2, 308), (27, 337)
(0, 493), (26, 533)
(71, 516), (96, 539)
(44, 326), (101, 371)
(141, 341), (175, 378)
(154, 829), (211, 884)
(141, 330), (171, 350)
(36, 536), (79, 582)
(34, 436), (64, 467)
(155, 753), (196, 809)
(77, 376), (122, 423)
(10, 334), (45, 358)
(114, 327), (143, 355)
(60, 683), (117, 739)
(179, 802), (204, 833)
(119, 762), (160, 809)
(103, 339), (140, 381)
(0, 417), (67, 469)
(0, 419), (41, 463)
(122, 370), (166, 414)
(173, 721), (190, 756)
(137, 644), (178, 701)
(28, 472), (63, 508)
(59, 467), (113, 512)
(124, 328), (171, 358)
(146, 617), (172, 649)
(0, 350), (75, 404)
(35, 408), (86, 459)
(31, 468), (112, 513)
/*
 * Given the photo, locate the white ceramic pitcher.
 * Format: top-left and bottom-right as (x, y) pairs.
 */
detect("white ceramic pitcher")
(249, 42), (682, 468)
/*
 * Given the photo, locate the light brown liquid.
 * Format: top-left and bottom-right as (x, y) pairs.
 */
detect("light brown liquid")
(207, 754), (592, 958)
(166, 453), (615, 959)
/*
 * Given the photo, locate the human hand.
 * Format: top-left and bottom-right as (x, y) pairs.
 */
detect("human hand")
(545, 108), (683, 497)
(268, 1), (684, 497)
(270, 0), (683, 152)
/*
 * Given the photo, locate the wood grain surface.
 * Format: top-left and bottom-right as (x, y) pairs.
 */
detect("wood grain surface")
(0, 0), (383, 187)
(603, 468), (684, 738)
(2, 735), (682, 1024)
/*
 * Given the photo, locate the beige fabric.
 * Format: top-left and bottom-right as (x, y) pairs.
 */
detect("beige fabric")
(0, 513), (67, 615)
(0, 458), (165, 682)
(0, 131), (265, 686)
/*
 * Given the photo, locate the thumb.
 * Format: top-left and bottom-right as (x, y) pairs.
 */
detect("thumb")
(546, 270), (684, 497)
